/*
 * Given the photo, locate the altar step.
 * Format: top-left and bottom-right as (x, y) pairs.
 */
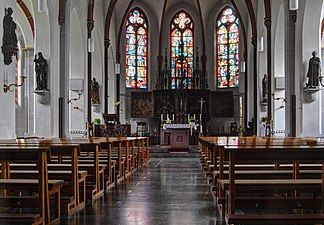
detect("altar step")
(150, 145), (199, 158)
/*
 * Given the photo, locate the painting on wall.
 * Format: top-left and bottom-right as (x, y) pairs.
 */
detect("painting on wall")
(210, 91), (234, 117)
(131, 91), (153, 118)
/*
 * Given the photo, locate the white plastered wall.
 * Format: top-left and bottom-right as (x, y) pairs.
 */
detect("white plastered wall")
(0, 0), (17, 139)
(299, 0), (323, 136)
(272, 2), (286, 136)
(69, 7), (86, 133)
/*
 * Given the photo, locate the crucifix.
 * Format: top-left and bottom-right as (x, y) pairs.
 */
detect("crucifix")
(198, 98), (205, 117)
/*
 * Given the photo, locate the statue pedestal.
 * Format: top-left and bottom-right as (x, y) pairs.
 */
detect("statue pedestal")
(304, 86), (320, 103)
(34, 90), (50, 104)
(260, 100), (267, 112)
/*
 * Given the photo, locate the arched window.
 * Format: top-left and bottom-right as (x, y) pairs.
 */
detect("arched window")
(216, 7), (239, 88)
(126, 8), (148, 89)
(170, 10), (194, 89)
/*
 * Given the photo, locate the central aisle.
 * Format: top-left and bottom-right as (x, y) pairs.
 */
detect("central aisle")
(64, 157), (223, 225)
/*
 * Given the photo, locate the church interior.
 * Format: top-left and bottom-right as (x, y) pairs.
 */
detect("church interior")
(1, 0), (324, 224)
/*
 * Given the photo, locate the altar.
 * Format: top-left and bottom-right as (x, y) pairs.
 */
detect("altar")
(160, 124), (191, 149)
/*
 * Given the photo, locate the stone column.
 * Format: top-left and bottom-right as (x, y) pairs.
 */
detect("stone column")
(251, 37), (258, 135)
(285, 2), (297, 136)
(264, 17), (272, 136)
(104, 39), (110, 114)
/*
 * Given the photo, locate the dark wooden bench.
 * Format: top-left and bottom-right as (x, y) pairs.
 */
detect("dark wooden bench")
(0, 146), (64, 225)
(222, 145), (324, 224)
(0, 139), (88, 214)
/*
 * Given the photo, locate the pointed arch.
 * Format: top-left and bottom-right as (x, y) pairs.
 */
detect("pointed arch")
(216, 6), (239, 88)
(170, 10), (194, 89)
(125, 7), (148, 89)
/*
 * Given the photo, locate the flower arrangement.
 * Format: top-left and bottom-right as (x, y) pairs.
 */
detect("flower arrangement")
(261, 116), (267, 123)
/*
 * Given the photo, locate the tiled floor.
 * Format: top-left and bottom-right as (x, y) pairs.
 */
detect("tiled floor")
(62, 157), (225, 225)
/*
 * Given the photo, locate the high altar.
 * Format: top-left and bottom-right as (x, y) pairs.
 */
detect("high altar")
(130, 45), (235, 146)
(160, 124), (190, 149)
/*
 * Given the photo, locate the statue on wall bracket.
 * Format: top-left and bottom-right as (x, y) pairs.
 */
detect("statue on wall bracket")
(34, 52), (49, 91)
(304, 51), (321, 103)
(260, 74), (268, 111)
(91, 78), (100, 105)
(1, 7), (18, 66)
(306, 51), (320, 88)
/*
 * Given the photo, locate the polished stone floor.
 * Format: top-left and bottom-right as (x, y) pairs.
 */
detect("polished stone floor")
(61, 157), (224, 225)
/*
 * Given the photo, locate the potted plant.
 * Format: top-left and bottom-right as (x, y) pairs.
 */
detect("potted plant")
(93, 118), (101, 125)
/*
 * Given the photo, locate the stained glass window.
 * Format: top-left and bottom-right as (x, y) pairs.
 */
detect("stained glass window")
(216, 7), (239, 88)
(126, 8), (148, 89)
(170, 11), (194, 89)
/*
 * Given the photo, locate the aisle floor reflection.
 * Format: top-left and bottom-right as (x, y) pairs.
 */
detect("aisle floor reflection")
(62, 158), (224, 225)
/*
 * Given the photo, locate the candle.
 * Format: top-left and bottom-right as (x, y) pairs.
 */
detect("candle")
(188, 114), (190, 121)
(200, 124), (203, 133)
(147, 125), (149, 133)
(167, 114), (169, 121)
(172, 114), (174, 121)
(161, 114), (163, 121)
(239, 96), (243, 116)
(194, 114), (196, 120)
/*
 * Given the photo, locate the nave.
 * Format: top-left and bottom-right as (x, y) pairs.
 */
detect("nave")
(63, 157), (222, 225)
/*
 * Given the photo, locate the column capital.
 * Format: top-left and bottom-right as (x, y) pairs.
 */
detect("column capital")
(116, 52), (121, 63)
(87, 20), (95, 32)
(264, 17), (272, 30)
(104, 39), (110, 49)
(157, 55), (163, 63)
(290, 10), (297, 23)
(251, 37), (257, 47)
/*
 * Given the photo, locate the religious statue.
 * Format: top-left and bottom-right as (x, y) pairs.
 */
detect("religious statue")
(34, 52), (48, 91)
(91, 78), (100, 104)
(262, 74), (268, 102)
(1, 7), (18, 65)
(306, 51), (320, 88)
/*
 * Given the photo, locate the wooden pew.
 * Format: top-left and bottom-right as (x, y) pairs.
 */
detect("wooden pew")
(40, 138), (104, 200)
(199, 136), (324, 218)
(199, 137), (312, 191)
(222, 144), (324, 224)
(0, 139), (87, 214)
(0, 146), (64, 225)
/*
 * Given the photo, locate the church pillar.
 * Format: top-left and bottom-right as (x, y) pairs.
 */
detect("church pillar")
(243, 51), (248, 129)
(285, 3), (297, 136)
(87, 18), (94, 135)
(116, 52), (121, 122)
(251, 37), (258, 135)
(59, 0), (69, 137)
(104, 39), (110, 114)
(264, 17), (272, 135)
